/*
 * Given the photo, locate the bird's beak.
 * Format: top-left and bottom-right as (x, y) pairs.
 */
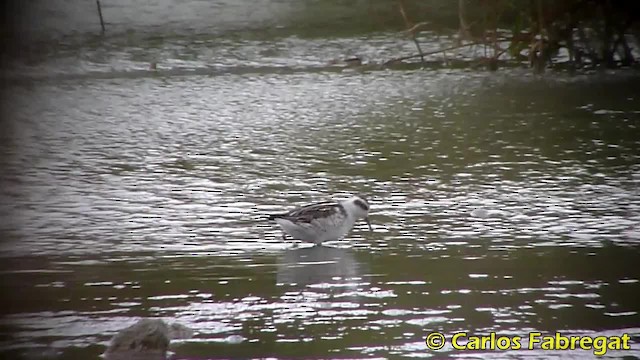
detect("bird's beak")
(365, 217), (373, 232)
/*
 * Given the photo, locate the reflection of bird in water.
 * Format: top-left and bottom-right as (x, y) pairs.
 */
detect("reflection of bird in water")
(268, 195), (372, 245)
(276, 245), (364, 289)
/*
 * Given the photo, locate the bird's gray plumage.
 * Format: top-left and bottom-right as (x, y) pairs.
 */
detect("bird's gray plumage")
(268, 195), (372, 244)
(268, 201), (346, 223)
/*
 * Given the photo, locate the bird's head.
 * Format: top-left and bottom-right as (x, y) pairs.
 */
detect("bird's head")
(344, 194), (373, 232)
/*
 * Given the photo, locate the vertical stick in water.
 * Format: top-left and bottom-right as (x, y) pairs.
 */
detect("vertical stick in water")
(397, 0), (425, 66)
(96, 0), (106, 34)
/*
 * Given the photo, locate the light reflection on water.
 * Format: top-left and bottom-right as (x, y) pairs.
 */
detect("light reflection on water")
(0, 65), (639, 359)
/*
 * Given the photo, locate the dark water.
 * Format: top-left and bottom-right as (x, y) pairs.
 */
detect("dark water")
(1, 1), (640, 359)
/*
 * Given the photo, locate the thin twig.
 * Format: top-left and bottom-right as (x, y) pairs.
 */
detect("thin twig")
(457, 0), (473, 42)
(400, 22), (430, 36)
(383, 40), (490, 66)
(96, 0), (106, 34)
(398, 0), (425, 65)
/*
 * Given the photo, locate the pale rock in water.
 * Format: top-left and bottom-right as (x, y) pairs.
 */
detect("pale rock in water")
(104, 318), (193, 360)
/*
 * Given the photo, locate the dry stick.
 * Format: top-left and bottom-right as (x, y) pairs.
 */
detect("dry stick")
(398, 0), (425, 65)
(383, 40), (489, 66)
(96, 0), (106, 34)
(457, 0), (472, 42)
(537, 0), (545, 68)
(402, 22), (429, 36)
(481, 1), (487, 59)
(615, 19), (635, 65)
(440, 36), (449, 67)
(576, 24), (597, 63)
(491, 2), (500, 62)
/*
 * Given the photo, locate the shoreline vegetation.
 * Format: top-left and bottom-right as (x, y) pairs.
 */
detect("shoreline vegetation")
(382, 0), (640, 72)
(1, 0), (639, 80)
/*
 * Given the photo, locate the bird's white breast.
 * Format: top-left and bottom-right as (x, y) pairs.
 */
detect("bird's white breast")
(312, 212), (355, 242)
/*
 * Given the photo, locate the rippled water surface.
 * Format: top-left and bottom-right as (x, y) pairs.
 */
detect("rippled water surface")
(1, 1), (640, 359)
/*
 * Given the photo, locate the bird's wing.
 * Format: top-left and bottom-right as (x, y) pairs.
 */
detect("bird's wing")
(271, 201), (346, 223)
